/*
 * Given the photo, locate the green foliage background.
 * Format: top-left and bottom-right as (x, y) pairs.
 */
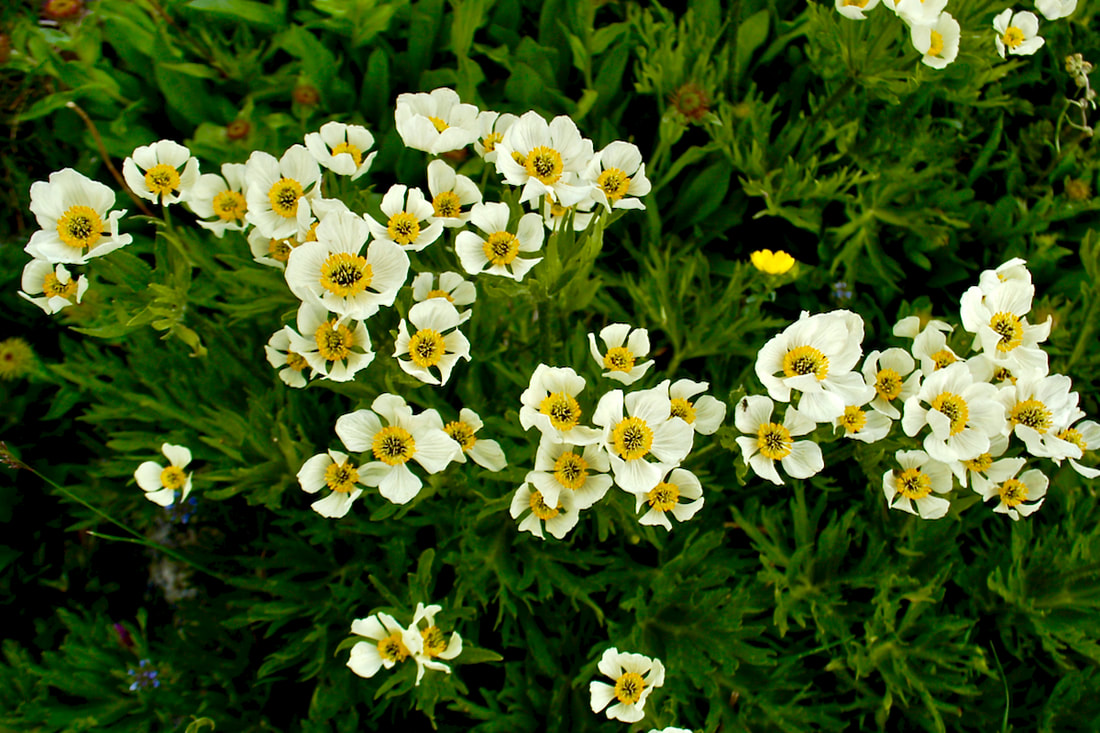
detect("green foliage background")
(1, 0), (1099, 730)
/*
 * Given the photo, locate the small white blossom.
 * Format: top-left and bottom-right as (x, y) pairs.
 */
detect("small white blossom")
(134, 443), (193, 507)
(588, 323), (655, 386)
(19, 260), (88, 314)
(883, 449), (952, 519)
(589, 648), (665, 724)
(122, 139), (199, 205)
(304, 121), (377, 180)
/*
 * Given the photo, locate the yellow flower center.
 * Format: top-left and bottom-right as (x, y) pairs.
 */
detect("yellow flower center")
(268, 238), (294, 262)
(331, 141), (363, 165)
(930, 349), (957, 370)
(482, 132), (503, 152)
(993, 366), (1015, 384)
(314, 320), (354, 362)
(1055, 428), (1085, 452)
(386, 212), (420, 245)
(1002, 26), (1025, 50)
(421, 626), (447, 657)
(927, 30), (944, 57)
(875, 368), (903, 402)
(782, 345), (829, 380)
(647, 481), (680, 512)
(962, 452), (993, 473)
(407, 328), (445, 369)
(444, 420), (477, 451)
(268, 178), (304, 218)
(839, 405), (867, 434)
(613, 672), (646, 704)
(1009, 399), (1052, 434)
(42, 272), (78, 299)
(304, 221), (320, 242)
(669, 397), (696, 424)
(930, 392), (969, 435)
(529, 489), (560, 520)
(425, 288), (453, 301)
(553, 451), (589, 490)
(371, 425), (416, 466)
(597, 167), (630, 202)
(895, 467), (932, 500)
(750, 249), (795, 274)
(539, 392), (581, 431)
(432, 190), (462, 218)
(143, 163), (181, 197)
(524, 146), (563, 185)
(843, 0), (869, 5)
(324, 460), (360, 493)
(989, 312), (1024, 352)
(611, 416), (653, 460)
(56, 205), (103, 250)
(756, 422), (792, 460)
(320, 252), (372, 298)
(998, 478), (1028, 507)
(483, 231), (520, 265)
(428, 116), (449, 132)
(212, 190), (247, 221)
(549, 201), (568, 218)
(285, 351), (308, 372)
(377, 632), (409, 663)
(160, 466), (187, 490)
(603, 346), (635, 373)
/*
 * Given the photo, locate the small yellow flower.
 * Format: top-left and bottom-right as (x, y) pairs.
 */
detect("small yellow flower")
(750, 249), (796, 275)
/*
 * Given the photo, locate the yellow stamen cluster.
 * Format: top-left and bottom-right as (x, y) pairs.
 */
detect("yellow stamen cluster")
(483, 231), (520, 266)
(990, 312), (1024, 352)
(56, 205), (103, 250)
(930, 349), (957, 370)
(1009, 399), (1052, 434)
(647, 481), (680, 512)
(314, 321), (354, 362)
(1002, 26), (1025, 50)
(756, 422), (792, 460)
(930, 392), (969, 435)
(524, 146), (563, 185)
(529, 489), (560, 520)
(782, 345), (829, 380)
(407, 329), (445, 369)
(432, 191), (462, 218)
(875, 368), (903, 402)
(268, 178), (303, 218)
(387, 212), (421, 245)
(895, 467), (932, 500)
(669, 397), (696, 424)
(377, 632), (409, 663)
(444, 421), (477, 451)
(539, 392), (581, 431)
(285, 351), (308, 372)
(320, 253), (372, 298)
(597, 167), (630, 202)
(421, 626), (447, 657)
(324, 460), (360, 493)
(603, 346), (635, 373)
(212, 190), (247, 221)
(553, 451), (589, 490)
(268, 238), (294, 262)
(962, 453), (993, 473)
(839, 405), (867, 434)
(613, 672), (646, 704)
(611, 417), (653, 460)
(144, 163), (181, 197)
(331, 141), (363, 165)
(927, 30), (945, 57)
(372, 426), (416, 466)
(160, 466), (188, 490)
(998, 478), (1028, 507)
(42, 272), (78, 300)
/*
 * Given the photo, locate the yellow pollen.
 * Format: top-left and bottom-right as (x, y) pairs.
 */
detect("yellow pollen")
(425, 288), (453, 301)
(669, 397), (696, 424)
(483, 231), (520, 266)
(377, 632), (409, 663)
(267, 238), (293, 262)
(143, 163), (181, 197)
(160, 466), (187, 490)
(539, 392), (581, 431)
(511, 151), (527, 166)
(371, 425), (416, 466)
(42, 272), (78, 299)
(1002, 26), (1025, 50)
(928, 29), (944, 57)
(839, 405), (867, 434)
(524, 146), (563, 185)
(482, 132), (503, 152)
(529, 489), (560, 520)
(875, 368), (903, 401)
(597, 167), (631, 202)
(603, 346), (635, 373)
(268, 178), (304, 218)
(549, 201), (568, 218)
(305, 222), (320, 242)
(930, 392), (969, 436)
(782, 345), (829, 380)
(1009, 399), (1052, 434)
(962, 453), (993, 473)
(407, 328), (445, 369)
(212, 190), (247, 221)
(428, 116), (449, 132)
(930, 349), (957, 370)
(989, 312), (1024, 352)
(432, 190), (462, 218)
(56, 205), (103, 250)
(386, 212), (420, 245)
(895, 467), (932, 500)
(993, 366), (1015, 383)
(330, 141), (363, 166)
(314, 320), (354, 361)
(324, 460), (360, 493)
(421, 626), (447, 657)
(285, 351), (307, 372)
(612, 416), (653, 460)
(444, 421), (477, 451)
(843, 0), (869, 5)
(553, 451), (589, 490)
(756, 422), (792, 460)
(647, 481), (680, 512)
(320, 252), (372, 298)
(1056, 428), (1085, 452)
(613, 672), (646, 704)
(998, 478), (1028, 507)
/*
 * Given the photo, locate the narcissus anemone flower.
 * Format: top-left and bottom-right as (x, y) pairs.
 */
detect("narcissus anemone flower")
(1052, 418), (1100, 478)
(135, 443), (193, 507)
(285, 210), (410, 321)
(509, 480), (581, 540)
(473, 110), (518, 163)
(883, 449), (952, 519)
(426, 159), (482, 227)
(347, 613), (422, 680)
(993, 9), (1044, 59)
(411, 271), (476, 322)
(999, 374), (1082, 459)
(960, 280), (1050, 375)
(910, 12), (961, 69)
(409, 602), (463, 685)
(19, 260), (87, 314)
(442, 408), (507, 471)
(588, 323), (655, 386)
(972, 457), (1047, 520)
(495, 111), (595, 206)
(526, 436), (612, 509)
(25, 168), (133, 264)
(633, 467), (704, 531)
(122, 139), (199, 205)
(455, 203), (544, 281)
(284, 302), (374, 383)
(734, 395), (823, 485)
(589, 648), (666, 723)
(585, 141), (651, 211)
(668, 379), (727, 435)
(394, 87), (480, 155)
(834, 394), (892, 444)
(835, 0), (880, 20)
(297, 449), (366, 518)
(264, 329), (311, 389)
(304, 121), (377, 180)
(861, 348), (919, 419)
(335, 393), (460, 504)
(248, 229), (300, 271)
(1036, 0), (1077, 21)
(394, 299), (471, 386)
(541, 196), (597, 232)
(244, 145), (322, 239)
(909, 319), (961, 376)
(949, 434), (1008, 489)
(365, 184), (443, 251)
(186, 162), (248, 237)
(593, 385), (694, 493)
(893, 0), (947, 26)
(519, 364), (602, 445)
(750, 249), (795, 274)
(902, 361), (1004, 462)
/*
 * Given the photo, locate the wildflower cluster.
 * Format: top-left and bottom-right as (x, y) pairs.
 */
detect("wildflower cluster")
(347, 601), (462, 686)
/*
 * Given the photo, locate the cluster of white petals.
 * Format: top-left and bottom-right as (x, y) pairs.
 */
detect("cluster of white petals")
(347, 602), (462, 686)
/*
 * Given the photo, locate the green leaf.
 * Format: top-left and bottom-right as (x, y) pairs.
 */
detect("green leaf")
(735, 10), (770, 78)
(183, 0), (284, 29)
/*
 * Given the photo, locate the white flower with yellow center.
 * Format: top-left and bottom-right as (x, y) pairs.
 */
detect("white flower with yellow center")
(589, 648), (665, 724)
(882, 449), (952, 519)
(347, 612), (422, 680)
(365, 184), (443, 251)
(297, 449), (366, 518)
(993, 10), (1044, 59)
(893, 0), (947, 26)
(248, 229), (300, 271)
(960, 280), (1051, 376)
(1051, 418), (1100, 478)
(909, 319), (961, 376)
(122, 139), (199, 205)
(733, 395), (823, 485)
(426, 159), (482, 227)
(861, 348), (919, 419)
(244, 145), (322, 239)
(668, 379), (727, 435)
(633, 467), (704, 531)
(394, 299), (471, 386)
(411, 271), (476, 323)
(978, 258), (1031, 295)
(395, 87), (480, 154)
(901, 361), (1004, 462)
(755, 310), (873, 423)
(509, 480), (581, 540)
(972, 458), (1048, 520)
(185, 163), (248, 238)
(409, 602), (463, 685)
(474, 110), (518, 163)
(284, 302), (374, 383)
(835, 0), (880, 20)
(285, 210), (410, 321)
(948, 434), (1008, 488)
(134, 443), (193, 507)
(833, 387), (893, 444)
(294, 196), (352, 245)
(519, 364), (602, 445)
(494, 111), (595, 206)
(593, 385), (694, 493)
(335, 394), (460, 504)
(455, 202), (544, 281)
(19, 260), (88, 315)
(25, 168), (133, 264)
(264, 329), (311, 389)
(588, 323), (655, 386)
(304, 121), (377, 180)
(998, 374), (1082, 460)
(1036, 0), (1077, 20)
(910, 12), (960, 69)
(442, 408), (507, 471)
(540, 195), (597, 232)
(526, 436), (612, 509)
(584, 141), (651, 212)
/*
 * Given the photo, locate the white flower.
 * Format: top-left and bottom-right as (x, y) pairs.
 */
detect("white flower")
(185, 163), (248, 237)
(295, 196), (352, 244)
(1036, 0), (1076, 21)
(244, 145), (322, 239)
(297, 449), (366, 518)
(394, 299), (471, 386)
(589, 648), (665, 724)
(978, 258), (1031, 295)
(894, 0), (947, 26)
(122, 139), (199, 205)
(409, 602), (463, 685)
(247, 229), (300, 270)
(264, 328), (311, 388)
(593, 384), (694, 493)
(284, 302), (374, 383)
(835, 0), (880, 20)
(509, 480), (581, 539)
(285, 210), (410, 321)
(834, 400), (893, 444)
(972, 458), (1048, 520)
(993, 9), (1044, 59)
(893, 315), (952, 340)
(734, 395), (823, 485)
(959, 280), (1051, 376)
(495, 111), (595, 206)
(395, 88), (480, 154)
(365, 184), (443, 251)
(947, 434), (1009, 488)
(519, 364), (602, 445)
(526, 436), (612, 509)
(668, 379), (726, 435)
(999, 374), (1082, 459)
(901, 361), (1004, 462)
(411, 271), (476, 323)
(426, 159), (482, 227)
(134, 443), (193, 507)
(755, 310), (873, 423)
(19, 260), (88, 314)
(584, 141), (651, 211)
(882, 449), (952, 519)
(347, 613), (422, 679)
(910, 12), (961, 69)
(541, 196), (597, 232)
(335, 394), (460, 504)
(862, 348), (919, 419)
(910, 319), (961, 376)
(633, 467), (704, 531)
(304, 121), (377, 180)
(25, 168), (133, 264)
(1052, 418), (1100, 478)
(588, 323), (655, 386)
(455, 203), (544, 281)
(443, 408), (507, 471)
(473, 111), (518, 163)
